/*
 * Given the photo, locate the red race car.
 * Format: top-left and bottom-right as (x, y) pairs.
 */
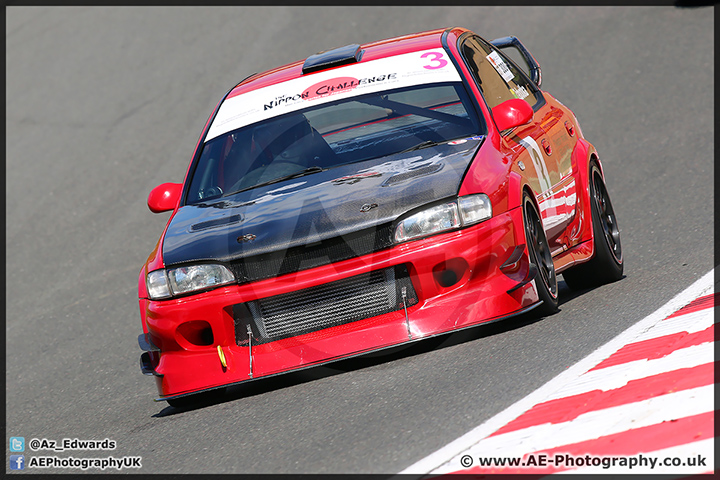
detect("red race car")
(138, 27), (623, 407)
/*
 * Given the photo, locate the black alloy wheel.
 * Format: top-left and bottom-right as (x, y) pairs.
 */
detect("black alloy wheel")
(592, 168), (622, 264)
(562, 162), (623, 290)
(523, 192), (559, 315)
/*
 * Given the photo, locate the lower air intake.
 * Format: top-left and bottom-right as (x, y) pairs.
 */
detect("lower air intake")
(234, 265), (417, 345)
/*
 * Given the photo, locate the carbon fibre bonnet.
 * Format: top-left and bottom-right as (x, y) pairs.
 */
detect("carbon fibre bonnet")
(161, 137), (483, 272)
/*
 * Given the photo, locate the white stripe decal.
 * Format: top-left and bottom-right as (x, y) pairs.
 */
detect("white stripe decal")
(518, 136), (552, 193)
(206, 48), (462, 142)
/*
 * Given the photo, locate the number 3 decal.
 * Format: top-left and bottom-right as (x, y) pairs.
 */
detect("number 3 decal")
(421, 51), (448, 70)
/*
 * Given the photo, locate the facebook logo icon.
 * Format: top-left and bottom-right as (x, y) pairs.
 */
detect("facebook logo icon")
(10, 455), (25, 470)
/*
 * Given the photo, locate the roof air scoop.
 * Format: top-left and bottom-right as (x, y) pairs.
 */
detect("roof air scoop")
(302, 44), (363, 74)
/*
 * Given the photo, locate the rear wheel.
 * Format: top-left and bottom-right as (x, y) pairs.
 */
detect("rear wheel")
(563, 162), (623, 290)
(523, 192), (559, 315)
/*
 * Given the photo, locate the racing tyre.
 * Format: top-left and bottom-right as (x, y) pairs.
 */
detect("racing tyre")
(562, 162), (623, 290)
(523, 192), (559, 315)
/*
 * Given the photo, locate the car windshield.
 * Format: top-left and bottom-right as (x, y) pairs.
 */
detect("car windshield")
(185, 82), (484, 204)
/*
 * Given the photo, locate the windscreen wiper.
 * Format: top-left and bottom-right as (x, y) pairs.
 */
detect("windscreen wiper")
(398, 139), (446, 154)
(225, 166), (327, 196)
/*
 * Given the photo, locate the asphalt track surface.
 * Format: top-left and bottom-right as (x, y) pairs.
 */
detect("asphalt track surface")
(6, 6), (715, 475)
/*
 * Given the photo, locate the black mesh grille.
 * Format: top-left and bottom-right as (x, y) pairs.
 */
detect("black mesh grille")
(228, 223), (393, 284)
(234, 264), (417, 345)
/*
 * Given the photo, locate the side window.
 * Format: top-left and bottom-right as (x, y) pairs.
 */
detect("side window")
(461, 36), (541, 110)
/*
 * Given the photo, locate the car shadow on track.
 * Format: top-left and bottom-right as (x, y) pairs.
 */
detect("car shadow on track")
(153, 276), (624, 416)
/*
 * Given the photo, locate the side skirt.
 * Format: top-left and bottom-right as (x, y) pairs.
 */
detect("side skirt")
(553, 238), (595, 274)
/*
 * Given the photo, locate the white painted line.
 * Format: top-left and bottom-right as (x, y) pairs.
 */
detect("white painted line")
(430, 383), (714, 474)
(547, 340), (714, 400)
(632, 307), (715, 342)
(399, 269), (714, 475)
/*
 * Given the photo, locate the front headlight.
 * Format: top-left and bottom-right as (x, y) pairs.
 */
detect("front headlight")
(146, 270), (172, 300)
(146, 264), (235, 300)
(394, 202), (460, 243)
(394, 194), (492, 244)
(458, 194), (493, 226)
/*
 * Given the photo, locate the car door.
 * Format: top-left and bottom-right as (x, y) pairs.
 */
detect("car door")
(459, 35), (573, 254)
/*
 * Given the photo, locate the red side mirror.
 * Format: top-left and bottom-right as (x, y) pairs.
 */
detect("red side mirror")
(147, 183), (183, 213)
(491, 98), (534, 132)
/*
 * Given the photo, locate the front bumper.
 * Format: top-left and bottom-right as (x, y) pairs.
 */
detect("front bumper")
(139, 207), (540, 400)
